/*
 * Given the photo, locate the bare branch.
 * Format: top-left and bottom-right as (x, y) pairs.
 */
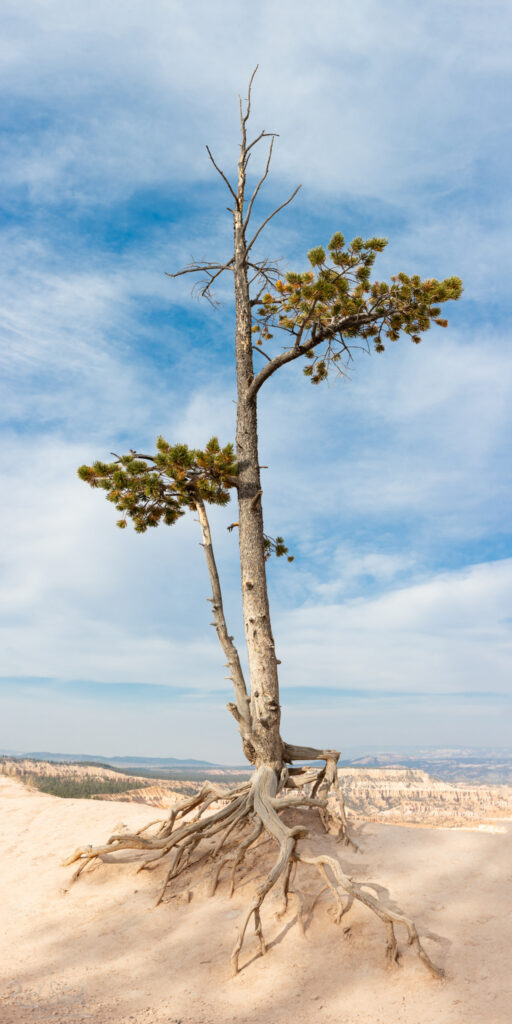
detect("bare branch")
(241, 65), (259, 127)
(250, 271), (283, 305)
(243, 137), (275, 230)
(125, 452), (158, 462)
(246, 185), (302, 253)
(283, 744), (341, 763)
(166, 257), (236, 304)
(243, 130), (266, 160)
(196, 265), (233, 303)
(205, 146), (238, 204)
(252, 346), (272, 362)
(166, 260), (231, 281)
(244, 130), (278, 161)
(247, 257), (281, 280)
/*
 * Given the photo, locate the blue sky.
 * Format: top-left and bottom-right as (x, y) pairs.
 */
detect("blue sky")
(1, 0), (511, 761)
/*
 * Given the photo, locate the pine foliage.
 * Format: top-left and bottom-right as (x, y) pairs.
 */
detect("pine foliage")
(252, 233), (462, 383)
(78, 437), (237, 533)
(78, 438), (292, 559)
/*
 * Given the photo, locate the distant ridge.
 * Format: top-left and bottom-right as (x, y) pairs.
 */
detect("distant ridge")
(16, 752), (222, 768)
(2, 746), (512, 783)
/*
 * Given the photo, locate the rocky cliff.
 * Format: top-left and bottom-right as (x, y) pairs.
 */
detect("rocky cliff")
(0, 757), (144, 786)
(336, 767), (512, 825)
(86, 766), (512, 827)
(3, 757), (512, 827)
(95, 781), (222, 807)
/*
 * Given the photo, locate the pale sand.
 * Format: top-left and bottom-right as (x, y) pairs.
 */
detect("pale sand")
(1, 774), (511, 1024)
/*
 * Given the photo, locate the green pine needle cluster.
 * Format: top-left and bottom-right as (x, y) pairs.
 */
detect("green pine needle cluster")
(78, 437), (237, 533)
(252, 232), (462, 383)
(79, 437), (294, 565)
(263, 534), (294, 563)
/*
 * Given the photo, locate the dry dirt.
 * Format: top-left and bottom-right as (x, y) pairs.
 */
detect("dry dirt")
(0, 774), (511, 1024)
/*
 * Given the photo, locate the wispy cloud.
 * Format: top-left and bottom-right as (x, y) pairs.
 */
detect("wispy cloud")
(2, 1), (510, 203)
(276, 559), (512, 695)
(1, 0), (511, 755)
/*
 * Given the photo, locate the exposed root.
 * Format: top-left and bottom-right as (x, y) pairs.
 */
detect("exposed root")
(275, 859), (306, 936)
(284, 745), (358, 850)
(295, 849), (443, 977)
(63, 754), (443, 979)
(229, 820), (264, 896)
(231, 825), (296, 974)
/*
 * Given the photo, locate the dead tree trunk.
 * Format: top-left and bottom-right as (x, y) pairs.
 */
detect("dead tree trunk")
(233, 105), (283, 770)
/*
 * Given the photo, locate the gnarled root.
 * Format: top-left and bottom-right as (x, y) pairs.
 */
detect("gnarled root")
(63, 755), (443, 979)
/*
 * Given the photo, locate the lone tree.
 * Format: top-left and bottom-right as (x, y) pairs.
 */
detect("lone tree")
(66, 71), (462, 976)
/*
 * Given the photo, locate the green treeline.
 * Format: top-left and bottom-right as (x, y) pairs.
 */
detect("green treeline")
(25, 774), (150, 799)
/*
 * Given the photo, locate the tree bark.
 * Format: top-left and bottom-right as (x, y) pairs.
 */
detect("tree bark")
(233, 140), (282, 769)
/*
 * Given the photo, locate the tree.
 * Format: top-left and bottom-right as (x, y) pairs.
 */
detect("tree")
(65, 70), (462, 976)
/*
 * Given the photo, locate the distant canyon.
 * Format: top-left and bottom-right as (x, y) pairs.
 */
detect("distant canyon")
(2, 756), (512, 828)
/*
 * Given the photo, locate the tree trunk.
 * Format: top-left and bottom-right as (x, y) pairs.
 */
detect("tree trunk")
(233, 154), (282, 770)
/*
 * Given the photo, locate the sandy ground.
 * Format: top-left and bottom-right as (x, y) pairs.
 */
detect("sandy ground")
(0, 775), (511, 1024)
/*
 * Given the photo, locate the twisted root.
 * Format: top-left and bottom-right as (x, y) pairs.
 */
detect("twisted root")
(62, 758), (443, 978)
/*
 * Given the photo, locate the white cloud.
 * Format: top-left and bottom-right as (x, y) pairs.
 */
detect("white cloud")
(1, 0), (510, 203)
(276, 559), (512, 697)
(1, 428), (510, 694)
(0, 426), (244, 689)
(311, 550), (416, 602)
(256, 324), (512, 558)
(0, 222), (237, 435)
